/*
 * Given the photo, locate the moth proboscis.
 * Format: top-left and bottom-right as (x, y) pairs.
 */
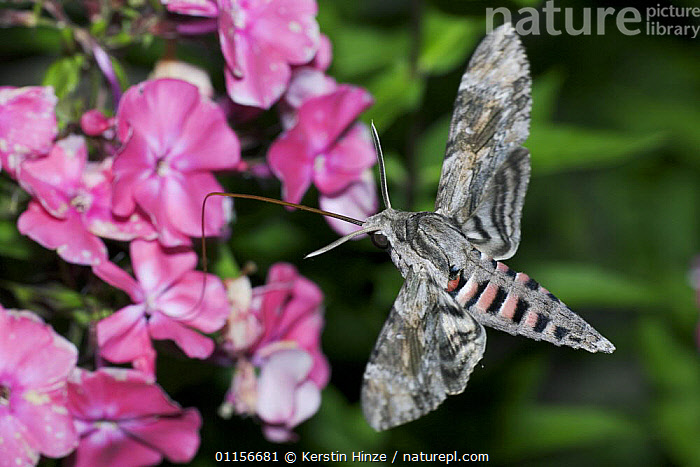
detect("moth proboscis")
(201, 22), (614, 432)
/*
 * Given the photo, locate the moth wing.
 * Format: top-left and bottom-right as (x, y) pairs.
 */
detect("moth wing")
(361, 272), (486, 431)
(434, 23), (531, 260)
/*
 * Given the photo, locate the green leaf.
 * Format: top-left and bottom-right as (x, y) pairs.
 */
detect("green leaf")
(212, 243), (239, 278)
(528, 124), (667, 174)
(109, 55), (129, 90)
(531, 69), (564, 123)
(416, 114), (450, 191)
(230, 218), (306, 259)
(331, 26), (410, 79)
(500, 405), (643, 460)
(638, 318), (700, 396)
(418, 9), (480, 75)
(42, 55), (85, 99)
(90, 18), (108, 38)
(639, 318), (700, 466)
(526, 262), (661, 309)
(364, 62), (424, 130)
(0, 220), (33, 260)
(4, 281), (86, 311)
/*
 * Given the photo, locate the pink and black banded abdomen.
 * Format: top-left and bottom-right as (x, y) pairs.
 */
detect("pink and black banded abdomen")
(450, 251), (614, 353)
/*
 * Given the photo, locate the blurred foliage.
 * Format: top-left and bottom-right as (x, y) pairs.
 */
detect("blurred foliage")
(1, 0), (699, 466)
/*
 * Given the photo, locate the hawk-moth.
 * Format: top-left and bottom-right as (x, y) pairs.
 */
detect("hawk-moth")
(203, 22), (615, 433)
(305, 22), (615, 431)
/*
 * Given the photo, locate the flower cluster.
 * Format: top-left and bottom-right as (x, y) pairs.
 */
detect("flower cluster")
(219, 263), (329, 442)
(1, 0), (374, 463)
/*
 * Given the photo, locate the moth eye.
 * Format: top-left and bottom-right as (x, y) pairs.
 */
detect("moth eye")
(370, 232), (389, 249)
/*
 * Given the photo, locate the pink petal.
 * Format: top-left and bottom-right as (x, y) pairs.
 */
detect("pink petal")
(12, 387), (78, 458)
(120, 408), (202, 463)
(68, 369), (180, 420)
(255, 263), (298, 342)
(285, 67), (337, 110)
(96, 304), (153, 364)
(17, 202), (108, 266)
(168, 98), (241, 172)
(288, 379), (321, 427)
(314, 122), (376, 195)
(0, 416), (40, 465)
(131, 176), (192, 247)
(156, 271), (229, 332)
(223, 36), (290, 109)
(267, 130), (313, 204)
(306, 348), (330, 388)
(296, 86), (373, 154)
(116, 79), (200, 152)
(162, 0), (218, 17)
(256, 349), (312, 424)
(309, 34), (332, 71)
(68, 424), (162, 467)
(217, 0), (240, 77)
(147, 312), (215, 359)
(85, 202), (157, 242)
(112, 129), (157, 179)
(92, 260), (144, 303)
(262, 425), (296, 443)
(250, 0), (320, 64)
(271, 276), (323, 340)
(319, 168), (378, 236)
(161, 172), (229, 238)
(0, 86), (57, 178)
(130, 239), (196, 297)
(112, 164), (149, 219)
(18, 135), (87, 217)
(80, 109), (112, 136)
(0, 310), (78, 388)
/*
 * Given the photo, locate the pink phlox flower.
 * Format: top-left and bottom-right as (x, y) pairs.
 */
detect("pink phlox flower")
(0, 86), (57, 177)
(113, 79), (240, 247)
(163, 0), (321, 107)
(218, 0), (320, 108)
(268, 76), (374, 205)
(219, 263), (328, 442)
(93, 239), (229, 377)
(17, 136), (156, 266)
(0, 306), (79, 465)
(273, 68), (378, 235)
(257, 348), (321, 442)
(65, 368), (202, 467)
(278, 67), (337, 130)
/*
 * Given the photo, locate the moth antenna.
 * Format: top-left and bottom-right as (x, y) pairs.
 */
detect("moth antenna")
(192, 192), (367, 314)
(371, 121), (392, 209)
(305, 225), (381, 259)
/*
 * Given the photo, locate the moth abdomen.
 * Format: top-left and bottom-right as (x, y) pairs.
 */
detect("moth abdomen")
(453, 250), (614, 354)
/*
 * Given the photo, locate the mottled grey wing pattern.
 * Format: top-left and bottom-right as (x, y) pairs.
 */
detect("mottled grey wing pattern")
(362, 271), (486, 431)
(435, 23), (531, 261)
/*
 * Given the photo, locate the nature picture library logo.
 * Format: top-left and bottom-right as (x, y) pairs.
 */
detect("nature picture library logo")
(487, 1), (700, 39)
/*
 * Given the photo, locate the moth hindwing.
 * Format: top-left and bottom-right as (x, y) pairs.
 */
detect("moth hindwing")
(355, 23), (615, 431)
